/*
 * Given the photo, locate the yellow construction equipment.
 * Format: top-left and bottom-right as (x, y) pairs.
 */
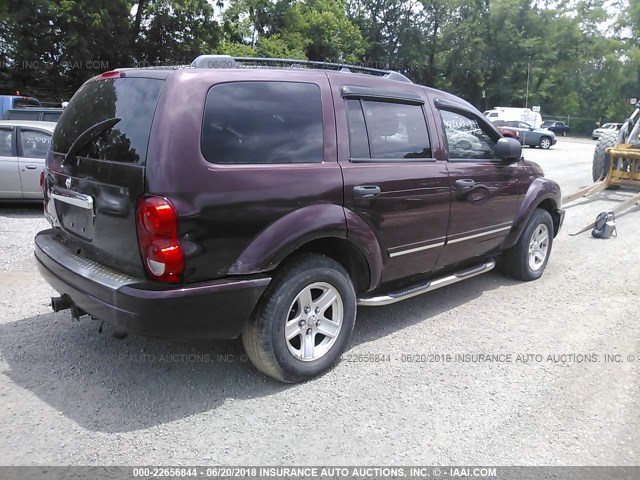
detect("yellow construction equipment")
(564, 143), (640, 235)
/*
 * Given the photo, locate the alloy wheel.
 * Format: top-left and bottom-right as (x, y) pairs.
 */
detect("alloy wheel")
(284, 282), (344, 361)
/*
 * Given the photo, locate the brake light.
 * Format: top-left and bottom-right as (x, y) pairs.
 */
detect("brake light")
(136, 196), (184, 283)
(39, 171), (45, 193)
(99, 70), (124, 79)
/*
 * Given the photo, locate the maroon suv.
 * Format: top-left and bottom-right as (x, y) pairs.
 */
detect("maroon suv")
(35, 56), (564, 382)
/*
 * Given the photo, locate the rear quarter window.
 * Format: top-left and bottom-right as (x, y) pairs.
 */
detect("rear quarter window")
(201, 81), (324, 164)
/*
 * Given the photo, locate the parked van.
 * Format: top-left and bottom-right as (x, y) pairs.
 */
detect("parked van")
(483, 107), (542, 128)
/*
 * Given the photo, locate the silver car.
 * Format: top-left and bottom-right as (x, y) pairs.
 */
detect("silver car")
(0, 120), (55, 200)
(591, 122), (623, 140)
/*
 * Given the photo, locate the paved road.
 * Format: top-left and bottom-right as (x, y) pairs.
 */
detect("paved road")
(0, 139), (638, 466)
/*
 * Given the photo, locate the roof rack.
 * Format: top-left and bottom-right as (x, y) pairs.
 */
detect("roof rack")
(190, 55), (412, 83)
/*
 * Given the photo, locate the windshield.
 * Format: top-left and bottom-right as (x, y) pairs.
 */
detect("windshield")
(52, 77), (164, 163)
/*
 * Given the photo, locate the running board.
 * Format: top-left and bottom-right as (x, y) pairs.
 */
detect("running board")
(357, 259), (496, 307)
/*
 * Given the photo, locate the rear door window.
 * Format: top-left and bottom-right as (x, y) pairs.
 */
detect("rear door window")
(201, 81), (324, 164)
(361, 100), (431, 159)
(19, 129), (52, 158)
(52, 77), (164, 164)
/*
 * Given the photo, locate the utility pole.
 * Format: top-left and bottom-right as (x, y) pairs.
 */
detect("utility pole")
(525, 62), (530, 109)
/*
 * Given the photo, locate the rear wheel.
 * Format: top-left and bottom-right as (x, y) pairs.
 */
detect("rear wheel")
(592, 130), (618, 182)
(539, 136), (552, 149)
(242, 253), (356, 383)
(502, 208), (553, 281)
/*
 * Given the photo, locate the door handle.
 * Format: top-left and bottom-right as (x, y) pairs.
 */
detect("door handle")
(353, 185), (381, 199)
(25, 165), (38, 170)
(454, 179), (476, 191)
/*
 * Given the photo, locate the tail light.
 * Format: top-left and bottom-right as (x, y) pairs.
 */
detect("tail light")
(136, 196), (184, 283)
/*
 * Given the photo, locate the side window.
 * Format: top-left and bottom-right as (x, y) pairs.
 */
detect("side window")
(43, 112), (61, 122)
(0, 129), (12, 156)
(361, 100), (431, 159)
(201, 82), (324, 164)
(8, 111), (38, 121)
(20, 130), (52, 158)
(439, 110), (497, 160)
(345, 99), (370, 158)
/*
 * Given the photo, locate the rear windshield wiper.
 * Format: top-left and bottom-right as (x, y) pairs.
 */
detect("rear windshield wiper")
(63, 117), (121, 164)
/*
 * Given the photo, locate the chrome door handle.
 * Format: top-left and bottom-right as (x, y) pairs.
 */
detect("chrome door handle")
(454, 179), (476, 191)
(25, 165), (38, 170)
(353, 185), (381, 199)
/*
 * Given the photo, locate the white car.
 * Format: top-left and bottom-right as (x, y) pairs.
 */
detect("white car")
(0, 120), (55, 200)
(592, 122), (623, 140)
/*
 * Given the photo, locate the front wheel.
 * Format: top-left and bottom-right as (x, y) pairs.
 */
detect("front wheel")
(539, 137), (552, 149)
(242, 253), (356, 383)
(501, 208), (554, 281)
(592, 130), (618, 182)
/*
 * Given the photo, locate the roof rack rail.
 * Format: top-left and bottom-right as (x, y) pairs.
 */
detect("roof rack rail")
(190, 55), (412, 83)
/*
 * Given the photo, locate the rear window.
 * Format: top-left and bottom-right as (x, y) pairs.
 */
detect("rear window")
(201, 81), (323, 164)
(52, 77), (164, 163)
(12, 98), (40, 108)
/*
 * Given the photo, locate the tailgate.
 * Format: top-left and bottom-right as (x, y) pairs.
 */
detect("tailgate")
(44, 75), (164, 278)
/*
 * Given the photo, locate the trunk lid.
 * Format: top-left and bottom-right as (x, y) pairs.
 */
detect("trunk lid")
(44, 74), (164, 277)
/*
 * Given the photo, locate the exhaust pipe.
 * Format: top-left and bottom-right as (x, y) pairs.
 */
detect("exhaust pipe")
(51, 295), (72, 312)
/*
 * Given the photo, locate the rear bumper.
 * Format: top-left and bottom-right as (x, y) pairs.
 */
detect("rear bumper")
(35, 230), (270, 339)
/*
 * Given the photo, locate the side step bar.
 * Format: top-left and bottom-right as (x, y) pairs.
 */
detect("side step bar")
(357, 259), (496, 307)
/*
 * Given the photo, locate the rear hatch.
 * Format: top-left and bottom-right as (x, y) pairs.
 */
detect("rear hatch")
(44, 74), (164, 277)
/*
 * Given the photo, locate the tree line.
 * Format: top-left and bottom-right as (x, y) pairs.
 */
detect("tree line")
(0, 0), (638, 135)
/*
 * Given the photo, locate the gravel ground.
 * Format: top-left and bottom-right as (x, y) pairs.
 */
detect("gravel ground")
(0, 139), (638, 466)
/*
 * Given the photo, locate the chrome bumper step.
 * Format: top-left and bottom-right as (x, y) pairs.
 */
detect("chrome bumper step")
(357, 259), (496, 307)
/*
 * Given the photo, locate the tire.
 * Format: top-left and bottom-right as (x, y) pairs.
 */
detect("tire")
(501, 208), (554, 281)
(592, 130), (618, 182)
(539, 136), (552, 149)
(242, 253), (356, 383)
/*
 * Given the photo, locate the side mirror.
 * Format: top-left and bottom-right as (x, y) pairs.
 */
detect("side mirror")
(495, 137), (522, 162)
